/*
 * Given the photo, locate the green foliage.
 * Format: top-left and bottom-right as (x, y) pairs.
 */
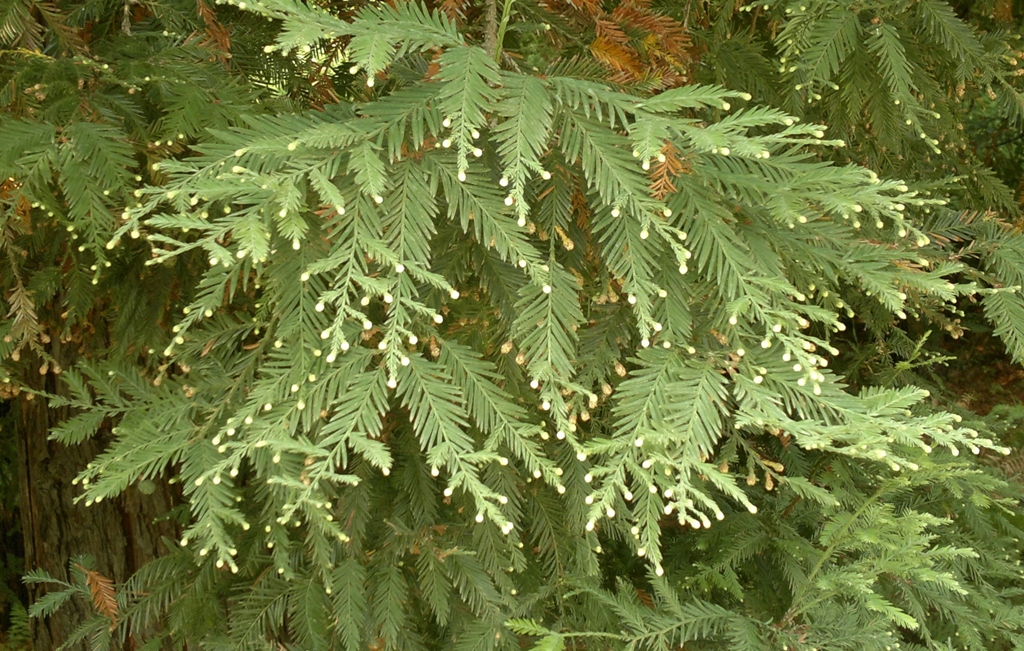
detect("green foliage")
(5, 601), (31, 647)
(5, 0), (1024, 650)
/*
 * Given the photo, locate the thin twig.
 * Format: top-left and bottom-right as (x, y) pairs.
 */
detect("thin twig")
(483, 0), (498, 59)
(493, 0), (515, 64)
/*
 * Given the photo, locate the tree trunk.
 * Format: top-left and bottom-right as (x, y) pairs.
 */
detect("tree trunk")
(16, 371), (178, 651)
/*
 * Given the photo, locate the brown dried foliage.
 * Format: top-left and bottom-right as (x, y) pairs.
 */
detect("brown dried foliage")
(542, 0), (693, 89)
(995, 0), (1013, 23)
(77, 564), (119, 628)
(194, 0), (231, 58)
(438, 0), (472, 24)
(649, 142), (686, 199)
(0, 180), (45, 358)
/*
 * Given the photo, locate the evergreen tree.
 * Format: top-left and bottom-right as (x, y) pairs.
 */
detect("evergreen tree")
(4, 0), (1024, 650)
